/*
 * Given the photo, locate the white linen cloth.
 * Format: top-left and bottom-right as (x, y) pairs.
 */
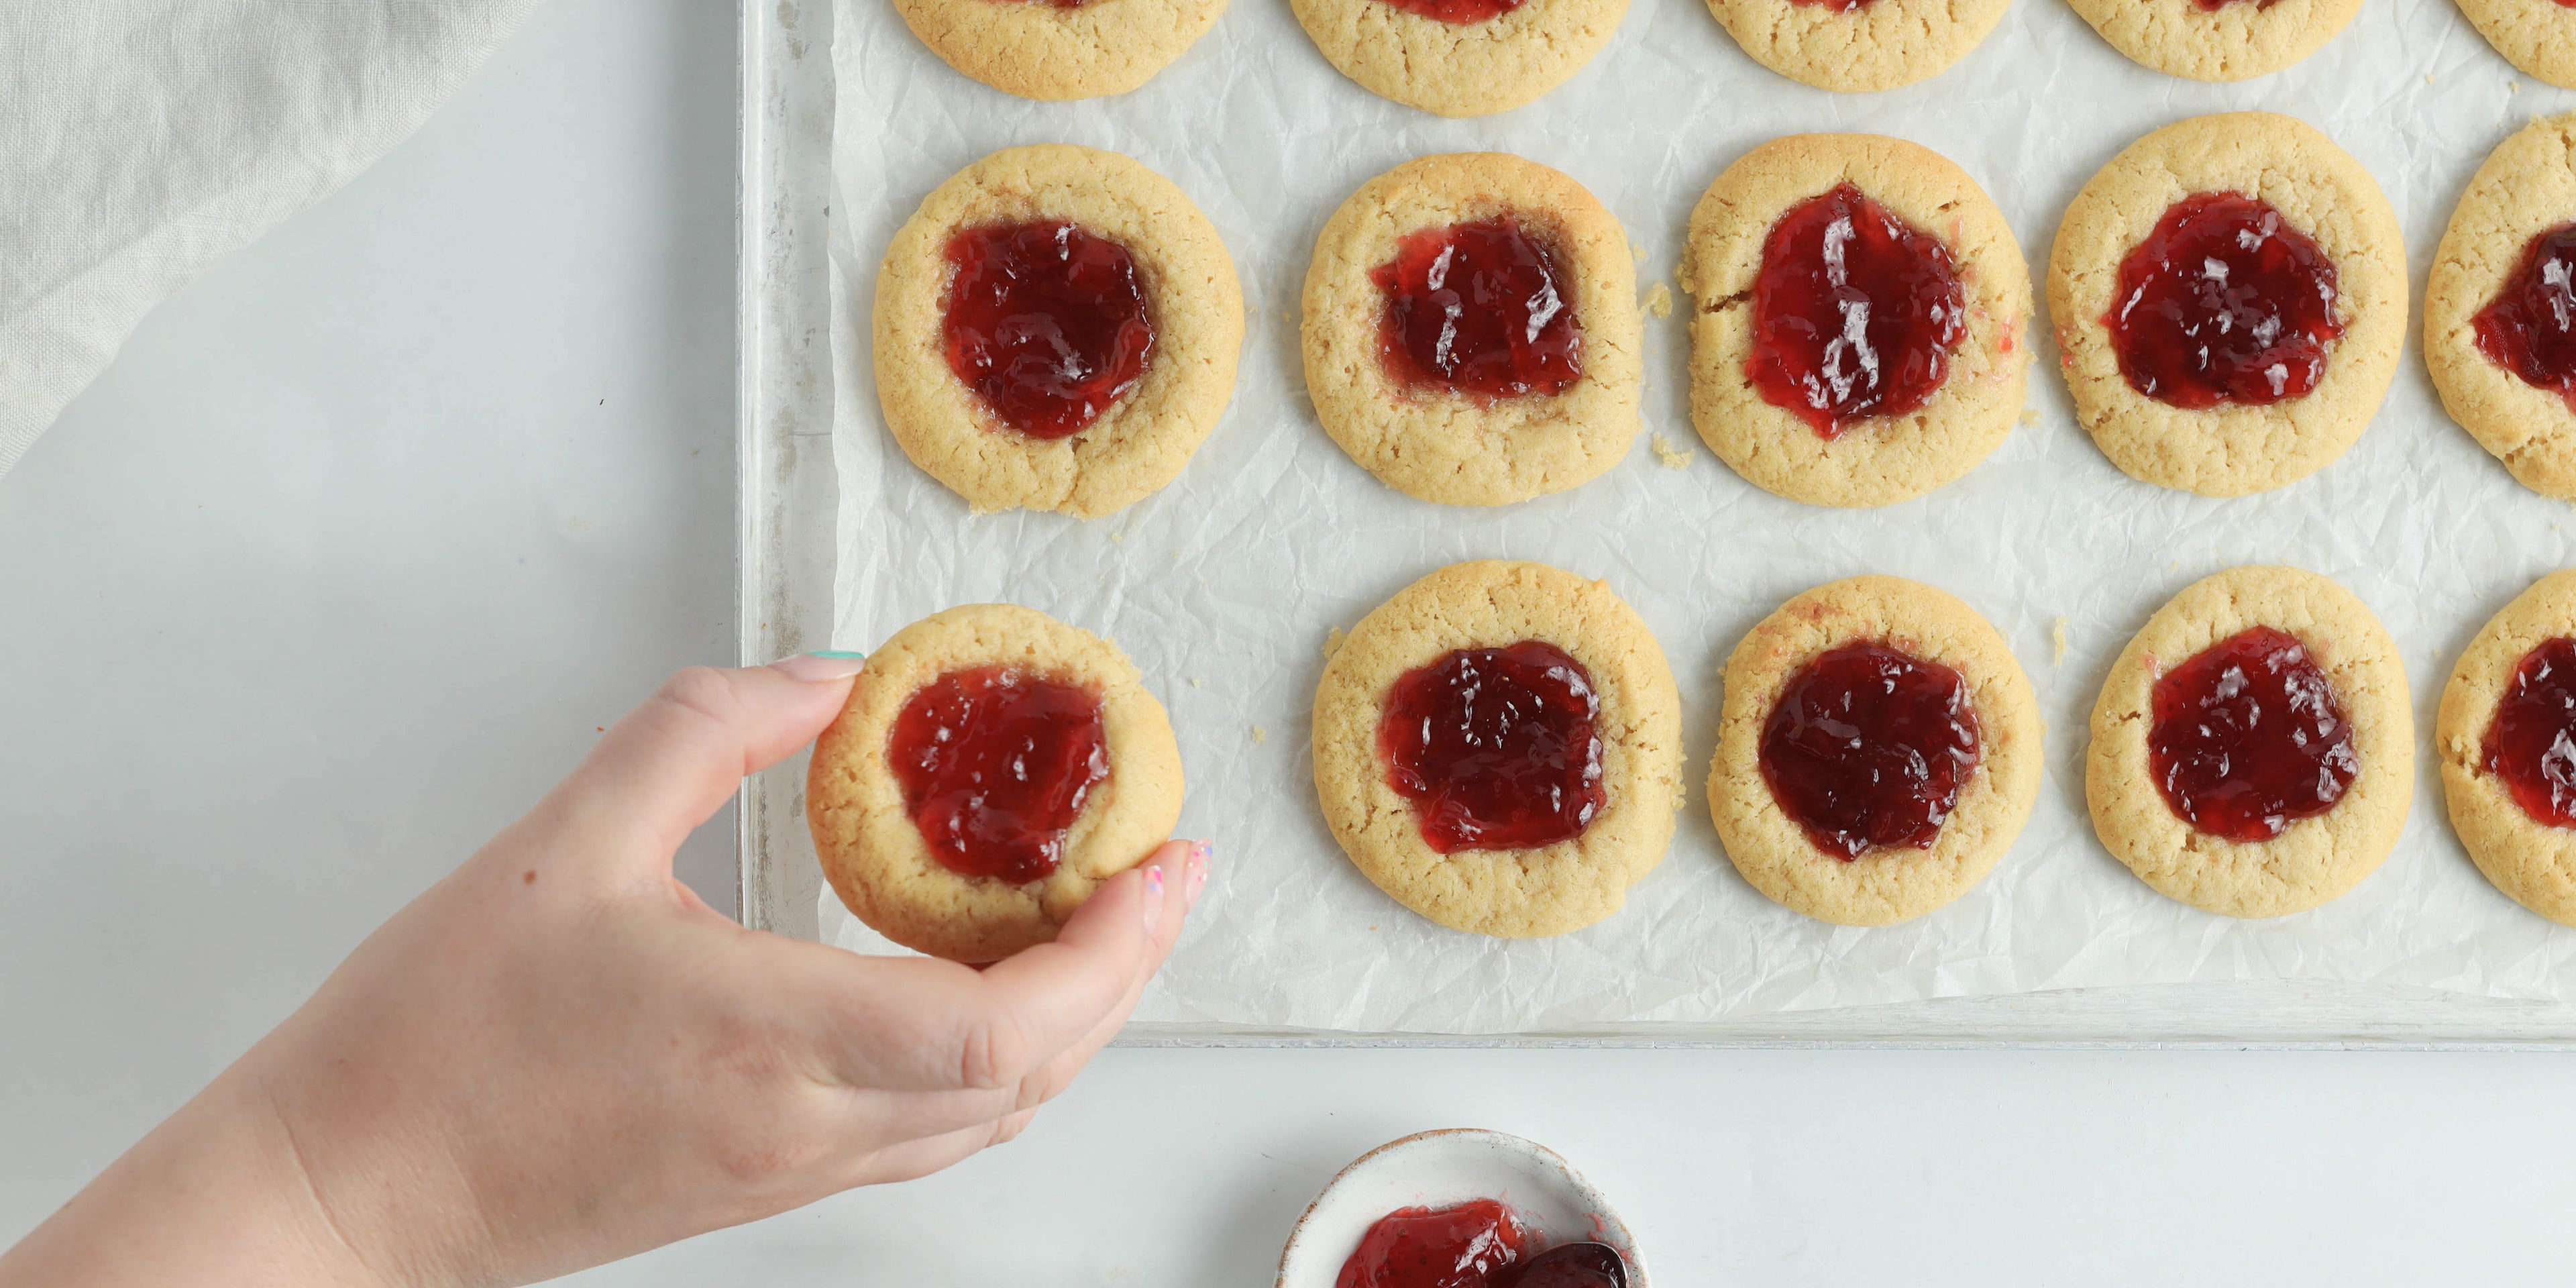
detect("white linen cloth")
(0, 0), (540, 478)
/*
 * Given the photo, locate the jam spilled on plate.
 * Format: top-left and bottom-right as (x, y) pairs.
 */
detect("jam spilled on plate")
(2104, 192), (2342, 409)
(2472, 223), (2576, 413)
(888, 665), (1109, 882)
(1335, 1201), (1627, 1288)
(1758, 640), (1982, 859)
(2147, 626), (2357, 842)
(1379, 641), (1606, 853)
(941, 221), (1155, 439)
(1373, 219), (1582, 402)
(1746, 182), (1966, 438)
(2484, 637), (2576, 829)
(1377, 0), (1529, 21)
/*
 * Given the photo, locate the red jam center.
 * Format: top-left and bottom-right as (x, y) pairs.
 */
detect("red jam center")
(2147, 627), (2357, 842)
(888, 665), (1108, 883)
(1379, 641), (1606, 854)
(2190, 0), (2279, 9)
(941, 221), (1155, 440)
(1747, 184), (1966, 439)
(1372, 219), (1582, 402)
(1377, 0), (1527, 20)
(2472, 223), (2576, 413)
(1336, 1201), (1527, 1288)
(1758, 641), (1981, 860)
(2105, 192), (2343, 410)
(2483, 637), (2576, 828)
(1782, 0), (1880, 15)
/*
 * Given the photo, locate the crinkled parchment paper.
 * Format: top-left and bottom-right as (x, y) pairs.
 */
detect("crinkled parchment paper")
(820, 0), (2576, 1032)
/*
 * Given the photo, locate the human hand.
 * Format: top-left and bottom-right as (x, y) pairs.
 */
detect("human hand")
(0, 658), (1205, 1288)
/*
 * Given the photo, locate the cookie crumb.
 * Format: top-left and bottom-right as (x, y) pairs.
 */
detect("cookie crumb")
(2051, 616), (2070, 665)
(2510, 80), (2521, 93)
(1650, 434), (1697, 470)
(2019, 408), (2040, 427)
(1251, 724), (1269, 744)
(1644, 282), (1674, 319)
(1630, 239), (1648, 264)
(1322, 625), (1348, 661)
(1189, 677), (1204, 689)
(1109, 531), (1124, 543)
(2425, 72), (2435, 85)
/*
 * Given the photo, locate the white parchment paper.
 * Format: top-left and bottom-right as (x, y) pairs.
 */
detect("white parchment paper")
(821, 0), (2576, 1032)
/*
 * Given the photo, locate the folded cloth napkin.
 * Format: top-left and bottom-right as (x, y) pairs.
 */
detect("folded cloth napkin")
(0, 0), (541, 478)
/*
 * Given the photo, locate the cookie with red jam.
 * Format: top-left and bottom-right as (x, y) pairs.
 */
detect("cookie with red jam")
(2049, 113), (2405, 498)
(1682, 134), (2032, 508)
(1311, 560), (1682, 937)
(892, 0), (1227, 100)
(1302, 154), (1642, 506)
(808, 603), (1184, 961)
(1291, 0), (1628, 117)
(2086, 566), (2412, 918)
(2451, 0), (2576, 90)
(2438, 570), (2576, 927)
(1709, 576), (2043, 926)
(1703, 0), (2010, 92)
(873, 145), (1243, 519)
(2067, 0), (2362, 81)
(2428, 114), (2576, 500)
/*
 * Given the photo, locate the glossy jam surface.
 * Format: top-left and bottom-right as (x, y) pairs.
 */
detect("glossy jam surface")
(1373, 219), (1582, 402)
(1746, 183), (1965, 439)
(1758, 641), (1982, 860)
(1495, 1243), (1627, 1288)
(1377, 0), (1527, 20)
(888, 666), (1109, 883)
(2189, 0), (2278, 9)
(1782, 0), (1878, 10)
(2104, 192), (2342, 409)
(1379, 641), (1606, 854)
(941, 221), (1155, 439)
(1335, 1201), (1528, 1288)
(2473, 223), (2576, 413)
(2483, 637), (2576, 829)
(2147, 627), (2357, 842)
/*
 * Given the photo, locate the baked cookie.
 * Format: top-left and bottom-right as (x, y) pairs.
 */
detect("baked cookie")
(1682, 134), (2031, 508)
(2438, 570), (2576, 927)
(2453, 0), (2576, 89)
(2048, 113), (2405, 498)
(892, 0), (1227, 100)
(1703, 0), (2010, 93)
(873, 144), (1243, 519)
(1311, 560), (1682, 936)
(1707, 576), (2044, 926)
(1290, 0), (1627, 117)
(2085, 566), (2412, 918)
(808, 603), (1184, 961)
(2427, 114), (2576, 499)
(2066, 0), (2363, 81)
(1301, 154), (1642, 506)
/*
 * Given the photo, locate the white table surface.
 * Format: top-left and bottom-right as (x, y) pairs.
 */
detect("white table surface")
(6, 1), (2576, 1282)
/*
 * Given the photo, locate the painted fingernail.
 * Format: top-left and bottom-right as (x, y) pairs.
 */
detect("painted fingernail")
(1140, 864), (1167, 933)
(769, 650), (865, 683)
(1185, 841), (1211, 905)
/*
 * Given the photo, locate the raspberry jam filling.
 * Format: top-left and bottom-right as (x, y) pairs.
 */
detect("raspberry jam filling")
(888, 665), (1109, 883)
(2483, 637), (2576, 828)
(1783, 0), (1878, 10)
(1748, 183), (1967, 439)
(1758, 641), (1982, 860)
(1373, 219), (1582, 402)
(941, 221), (1155, 440)
(2472, 223), (2576, 413)
(2147, 627), (2357, 842)
(1377, 0), (1529, 20)
(1379, 641), (1606, 854)
(2189, 0), (2279, 9)
(1335, 1201), (1627, 1288)
(2104, 192), (2343, 409)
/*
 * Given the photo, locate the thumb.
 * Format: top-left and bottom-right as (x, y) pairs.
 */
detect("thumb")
(547, 655), (865, 863)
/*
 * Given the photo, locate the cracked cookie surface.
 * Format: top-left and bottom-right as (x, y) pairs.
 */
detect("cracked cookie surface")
(2427, 113), (2576, 499)
(1704, 0), (2010, 92)
(1291, 0), (1629, 117)
(893, 0), (1227, 99)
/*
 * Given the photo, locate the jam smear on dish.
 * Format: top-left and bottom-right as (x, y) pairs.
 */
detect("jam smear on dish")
(1373, 219), (1582, 401)
(2472, 223), (2576, 413)
(1494, 1242), (1628, 1288)
(1746, 182), (1966, 439)
(2483, 637), (2576, 828)
(888, 665), (1109, 883)
(2104, 192), (2342, 409)
(1379, 641), (1606, 853)
(1758, 641), (1982, 859)
(941, 221), (1155, 439)
(2147, 626), (2357, 842)
(1336, 1201), (1528, 1288)
(1378, 0), (1529, 20)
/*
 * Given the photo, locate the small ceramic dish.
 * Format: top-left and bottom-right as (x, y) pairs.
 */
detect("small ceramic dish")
(1275, 1128), (1648, 1287)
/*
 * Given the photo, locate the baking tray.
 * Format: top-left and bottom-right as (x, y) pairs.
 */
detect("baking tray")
(735, 0), (2576, 1046)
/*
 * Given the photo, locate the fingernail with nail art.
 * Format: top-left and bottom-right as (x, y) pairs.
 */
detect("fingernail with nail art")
(1140, 863), (1167, 932)
(771, 650), (866, 683)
